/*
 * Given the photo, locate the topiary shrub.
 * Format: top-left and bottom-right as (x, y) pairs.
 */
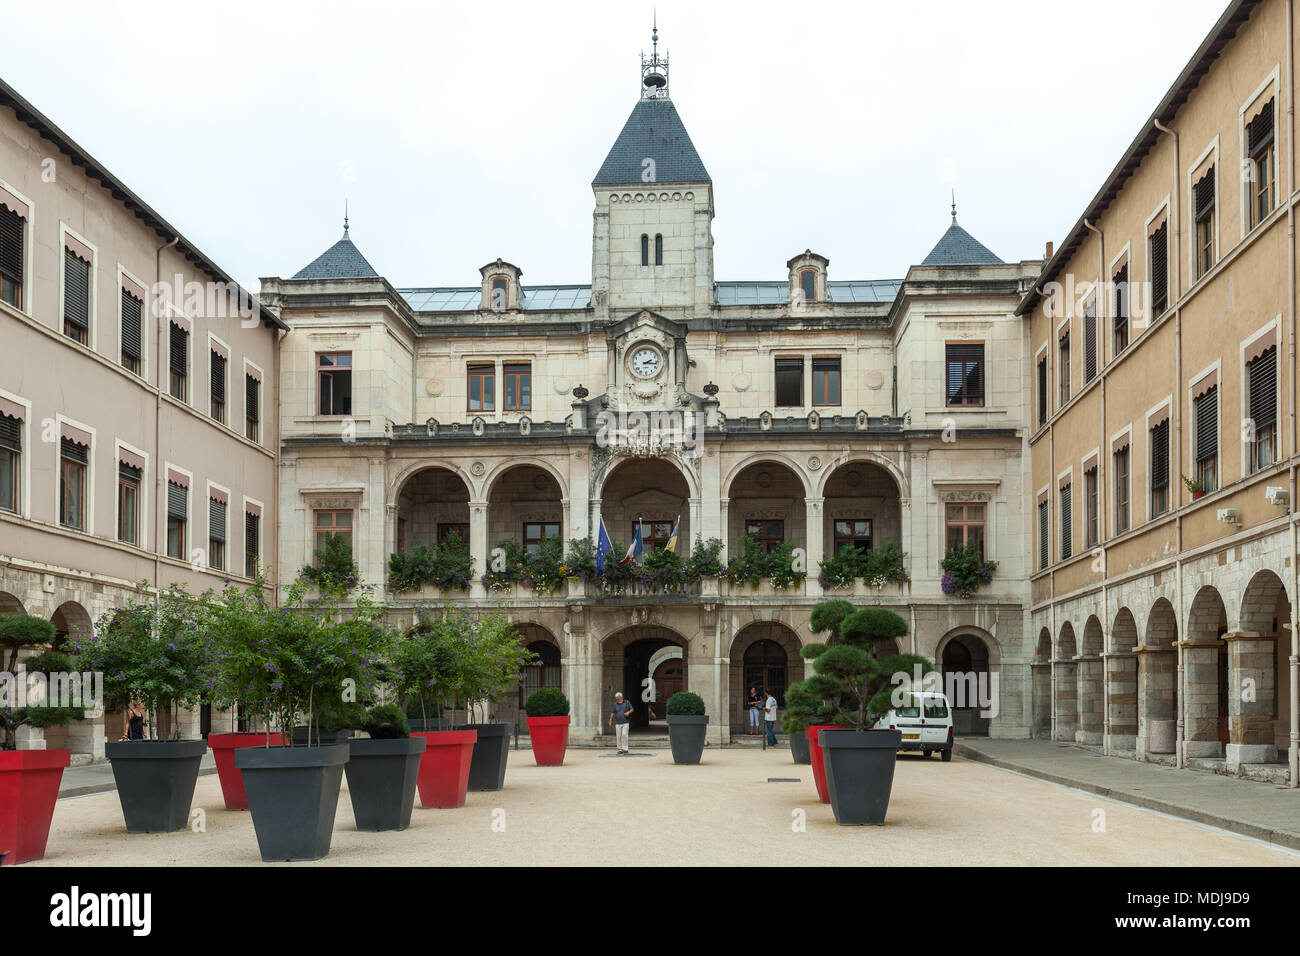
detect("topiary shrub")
(524, 687), (570, 717)
(361, 702), (410, 739)
(840, 607), (909, 656)
(665, 691), (706, 716)
(317, 700), (368, 733)
(809, 600), (856, 645)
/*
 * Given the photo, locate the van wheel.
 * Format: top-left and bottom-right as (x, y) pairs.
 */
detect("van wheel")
(941, 748), (952, 762)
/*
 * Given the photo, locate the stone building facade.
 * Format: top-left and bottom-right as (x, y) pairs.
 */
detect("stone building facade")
(1023, 0), (1299, 784)
(261, 45), (1041, 744)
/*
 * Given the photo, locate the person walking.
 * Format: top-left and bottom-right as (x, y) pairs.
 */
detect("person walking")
(763, 690), (778, 746)
(746, 686), (762, 736)
(608, 691), (634, 754)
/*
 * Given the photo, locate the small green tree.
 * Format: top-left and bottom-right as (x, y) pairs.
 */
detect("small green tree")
(665, 691), (706, 716)
(301, 534), (359, 597)
(524, 687), (569, 717)
(0, 615), (84, 750)
(809, 600), (855, 644)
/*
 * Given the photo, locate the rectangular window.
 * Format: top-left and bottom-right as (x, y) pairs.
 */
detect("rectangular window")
(318, 352), (352, 415)
(166, 481), (187, 559)
(245, 511), (260, 578)
(774, 357), (803, 407)
(654, 234), (663, 267)
(1114, 447), (1130, 533)
(314, 510), (352, 552)
(1194, 167), (1215, 279)
(1058, 332), (1071, 406)
(1059, 484), (1073, 560)
(503, 363), (531, 411)
(1149, 220), (1169, 317)
(169, 322), (188, 401)
(1112, 264), (1129, 356)
(636, 520), (674, 553)
(1150, 419), (1170, 517)
(118, 462), (140, 545)
(0, 412), (20, 514)
(640, 235), (649, 267)
(437, 522), (470, 544)
(59, 437), (87, 531)
(833, 519), (873, 553)
(1083, 300), (1097, 383)
(1037, 500), (1049, 570)
(945, 343), (985, 406)
(245, 373), (260, 443)
(745, 519), (785, 554)
(120, 288), (143, 375)
(945, 503), (986, 560)
(523, 521), (561, 555)
(63, 249), (90, 345)
(812, 357), (840, 406)
(1248, 98), (1276, 229)
(467, 363), (495, 412)
(210, 349), (227, 424)
(1194, 385), (1218, 492)
(491, 276), (508, 309)
(1248, 346), (1277, 473)
(1037, 356), (1048, 426)
(1084, 467), (1099, 548)
(0, 205), (24, 308)
(800, 269), (816, 303)
(208, 496), (226, 571)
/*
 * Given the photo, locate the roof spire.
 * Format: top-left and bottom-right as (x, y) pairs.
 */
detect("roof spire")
(641, 14), (669, 98)
(343, 200), (350, 237)
(950, 189), (957, 223)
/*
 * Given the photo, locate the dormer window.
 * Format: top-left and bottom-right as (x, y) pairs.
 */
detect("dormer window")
(478, 258), (522, 311)
(786, 250), (828, 308)
(491, 277), (508, 310)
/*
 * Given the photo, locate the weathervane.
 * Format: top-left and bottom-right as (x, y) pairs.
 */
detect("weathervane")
(641, 12), (669, 99)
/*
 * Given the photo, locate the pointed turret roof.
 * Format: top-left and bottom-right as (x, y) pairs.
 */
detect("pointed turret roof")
(293, 219), (380, 280)
(593, 97), (710, 185)
(921, 204), (1003, 267)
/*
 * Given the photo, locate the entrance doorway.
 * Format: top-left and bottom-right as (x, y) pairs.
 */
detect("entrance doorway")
(618, 634), (687, 732)
(743, 640), (788, 707)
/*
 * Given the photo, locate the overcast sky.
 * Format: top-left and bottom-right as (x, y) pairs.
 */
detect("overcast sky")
(4, 0), (1230, 292)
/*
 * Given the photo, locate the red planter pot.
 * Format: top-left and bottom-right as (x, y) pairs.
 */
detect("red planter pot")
(525, 716), (570, 767)
(806, 724), (841, 804)
(413, 730), (477, 809)
(208, 732), (285, 811)
(0, 748), (71, 864)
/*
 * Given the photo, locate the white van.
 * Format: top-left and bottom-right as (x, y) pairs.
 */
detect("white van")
(872, 691), (954, 761)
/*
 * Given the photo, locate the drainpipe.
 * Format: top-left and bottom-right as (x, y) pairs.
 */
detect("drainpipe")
(273, 324), (284, 607)
(1155, 116), (1185, 770)
(153, 237), (178, 594)
(1084, 218), (1108, 754)
(1286, 0), (1298, 788)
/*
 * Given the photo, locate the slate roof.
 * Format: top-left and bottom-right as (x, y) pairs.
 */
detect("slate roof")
(714, 280), (901, 305)
(292, 229), (381, 279)
(593, 97), (710, 185)
(920, 218), (1003, 266)
(400, 286), (592, 312)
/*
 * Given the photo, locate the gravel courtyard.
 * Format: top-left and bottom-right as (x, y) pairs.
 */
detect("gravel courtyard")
(29, 747), (1298, 867)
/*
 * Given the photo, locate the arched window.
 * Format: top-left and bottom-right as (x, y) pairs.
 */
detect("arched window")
(800, 269), (817, 303)
(640, 234), (649, 266)
(654, 234), (663, 266)
(490, 276), (508, 310)
(743, 639), (788, 706)
(521, 640), (561, 700)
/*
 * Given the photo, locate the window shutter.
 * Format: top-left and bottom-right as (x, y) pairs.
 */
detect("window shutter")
(60, 436), (88, 464)
(1113, 264), (1129, 331)
(1194, 169), (1215, 219)
(1083, 302), (1097, 381)
(119, 461), (141, 483)
(170, 325), (188, 375)
(210, 351), (226, 403)
(0, 413), (20, 452)
(246, 374), (260, 423)
(945, 344), (984, 404)
(63, 250), (90, 330)
(1150, 222), (1168, 314)
(1038, 501), (1049, 570)
(1195, 386), (1218, 461)
(120, 290), (143, 360)
(1248, 346), (1277, 430)
(0, 207), (22, 282)
(1060, 485), (1073, 560)
(1037, 358), (1047, 423)
(167, 482), (187, 520)
(209, 497), (226, 542)
(1150, 420), (1169, 490)
(245, 512), (260, 576)
(1248, 98), (1275, 155)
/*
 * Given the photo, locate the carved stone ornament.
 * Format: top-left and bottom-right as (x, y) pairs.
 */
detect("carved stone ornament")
(470, 461), (486, 477)
(940, 490), (992, 502)
(808, 455), (822, 471)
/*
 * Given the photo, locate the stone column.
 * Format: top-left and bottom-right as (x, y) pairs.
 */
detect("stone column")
(1105, 652), (1138, 752)
(1030, 663), (1051, 739)
(1179, 640), (1225, 759)
(718, 497), (730, 559)
(1224, 630), (1279, 769)
(1135, 645), (1176, 759)
(469, 499), (489, 600)
(1052, 660), (1077, 742)
(805, 497), (824, 599)
(1075, 656), (1103, 746)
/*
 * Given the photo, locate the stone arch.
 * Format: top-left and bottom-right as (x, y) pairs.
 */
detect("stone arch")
(814, 452), (907, 502)
(936, 628), (998, 736)
(1233, 570), (1289, 764)
(1032, 627), (1052, 739)
(593, 453), (700, 503)
(392, 465), (472, 554)
(1081, 616), (1104, 656)
(1035, 627), (1052, 662)
(601, 623), (691, 730)
(389, 458), (478, 507)
(483, 456), (570, 503)
(1056, 620), (1077, 660)
(1185, 585), (1228, 758)
(1136, 597), (1178, 760)
(1144, 598), (1178, 647)
(0, 591), (24, 615)
(486, 464), (564, 552)
(729, 621), (804, 733)
(1111, 608), (1138, 653)
(725, 460), (807, 559)
(1239, 569), (1288, 635)
(509, 622), (564, 728)
(1054, 621), (1078, 741)
(597, 458), (693, 553)
(819, 459), (906, 565)
(722, 453), (814, 499)
(50, 600), (92, 650)
(1076, 616), (1105, 745)
(1107, 608), (1140, 749)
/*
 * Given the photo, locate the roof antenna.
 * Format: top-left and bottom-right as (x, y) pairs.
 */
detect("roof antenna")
(343, 200), (350, 237)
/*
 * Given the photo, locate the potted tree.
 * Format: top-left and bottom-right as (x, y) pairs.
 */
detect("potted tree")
(0, 614), (85, 864)
(454, 611), (535, 792)
(524, 687), (570, 767)
(664, 691), (709, 765)
(392, 612), (478, 809)
(344, 702), (424, 832)
(72, 586), (214, 834)
(797, 599), (857, 800)
(806, 606), (933, 826)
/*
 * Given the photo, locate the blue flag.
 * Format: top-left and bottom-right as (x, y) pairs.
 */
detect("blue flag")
(596, 518), (614, 574)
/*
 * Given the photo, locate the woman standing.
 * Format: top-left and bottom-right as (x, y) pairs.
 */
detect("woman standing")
(123, 700), (147, 741)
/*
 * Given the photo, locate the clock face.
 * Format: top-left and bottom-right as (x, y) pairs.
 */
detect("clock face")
(631, 346), (663, 379)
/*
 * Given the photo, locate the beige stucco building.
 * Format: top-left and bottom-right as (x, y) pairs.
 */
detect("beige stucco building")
(1024, 0), (1299, 784)
(0, 79), (285, 757)
(262, 45), (1041, 744)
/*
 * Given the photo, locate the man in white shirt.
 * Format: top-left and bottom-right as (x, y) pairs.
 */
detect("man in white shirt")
(763, 691), (778, 746)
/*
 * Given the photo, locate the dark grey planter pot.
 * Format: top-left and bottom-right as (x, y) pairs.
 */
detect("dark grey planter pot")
(235, 744), (349, 861)
(291, 726), (353, 746)
(789, 732), (811, 765)
(820, 728), (902, 826)
(407, 718), (452, 733)
(345, 736), (424, 832)
(454, 722), (511, 791)
(104, 739), (207, 833)
(665, 715), (709, 765)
